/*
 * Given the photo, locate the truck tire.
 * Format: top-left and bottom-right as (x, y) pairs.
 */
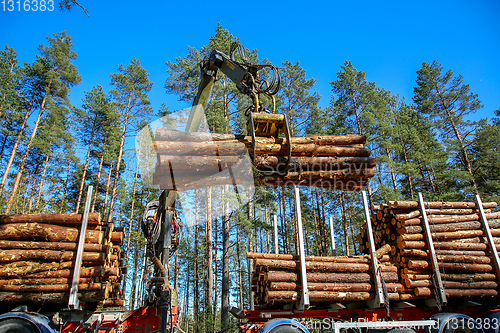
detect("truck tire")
(0, 318), (39, 333)
(258, 318), (309, 333)
(427, 313), (482, 333)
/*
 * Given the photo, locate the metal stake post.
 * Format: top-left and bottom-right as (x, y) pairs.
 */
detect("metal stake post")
(476, 194), (500, 280)
(329, 216), (336, 256)
(294, 186), (309, 309)
(362, 190), (385, 308)
(273, 215), (279, 254)
(418, 192), (447, 307)
(68, 185), (93, 310)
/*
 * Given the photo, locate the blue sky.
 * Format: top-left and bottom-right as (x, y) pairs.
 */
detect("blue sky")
(1, 0), (499, 122)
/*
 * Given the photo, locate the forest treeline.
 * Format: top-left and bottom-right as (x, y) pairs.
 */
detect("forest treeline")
(1, 24), (499, 332)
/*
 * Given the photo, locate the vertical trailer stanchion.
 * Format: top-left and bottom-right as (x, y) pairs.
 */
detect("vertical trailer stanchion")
(476, 194), (500, 280)
(274, 215), (279, 254)
(418, 192), (447, 308)
(294, 186), (309, 309)
(362, 190), (385, 308)
(69, 185), (93, 310)
(329, 216), (336, 256)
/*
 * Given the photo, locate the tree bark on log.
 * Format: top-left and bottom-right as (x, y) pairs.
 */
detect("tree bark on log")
(0, 277), (94, 285)
(402, 212), (500, 226)
(264, 271), (399, 283)
(395, 208), (494, 221)
(155, 128), (367, 145)
(0, 261), (74, 277)
(0, 240), (106, 252)
(399, 219), (500, 234)
(407, 260), (493, 272)
(414, 287), (498, 298)
(0, 283), (104, 292)
(0, 213), (101, 225)
(0, 291), (105, 303)
(253, 156), (376, 171)
(397, 239), (500, 251)
(388, 201), (497, 210)
(254, 258), (371, 272)
(261, 178), (367, 191)
(265, 291), (399, 303)
(0, 250), (106, 264)
(248, 252), (373, 263)
(21, 267), (118, 279)
(0, 223), (103, 243)
(405, 279), (498, 289)
(268, 282), (403, 293)
(253, 143), (371, 157)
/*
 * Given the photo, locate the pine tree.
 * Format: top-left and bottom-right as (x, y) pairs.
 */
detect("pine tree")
(108, 57), (153, 221)
(278, 60), (320, 136)
(413, 60), (482, 195)
(73, 85), (115, 213)
(4, 31), (80, 214)
(471, 110), (500, 201)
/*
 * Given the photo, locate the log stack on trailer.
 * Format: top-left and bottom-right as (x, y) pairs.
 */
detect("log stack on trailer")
(360, 200), (500, 301)
(247, 244), (400, 308)
(0, 213), (125, 309)
(151, 129), (376, 191)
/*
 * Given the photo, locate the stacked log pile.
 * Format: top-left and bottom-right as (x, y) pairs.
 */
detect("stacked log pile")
(248, 244), (401, 307)
(360, 200), (500, 301)
(151, 128), (376, 191)
(0, 213), (125, 308)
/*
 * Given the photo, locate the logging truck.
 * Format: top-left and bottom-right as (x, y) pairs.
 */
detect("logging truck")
(1, 43), (500, 333)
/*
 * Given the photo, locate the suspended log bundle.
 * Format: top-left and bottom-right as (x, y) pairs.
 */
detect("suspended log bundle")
(151, 128), (376, 191)
(248, 245), (401, 307)
(360, 200), (500, 301)
(0, 213), (125, 309)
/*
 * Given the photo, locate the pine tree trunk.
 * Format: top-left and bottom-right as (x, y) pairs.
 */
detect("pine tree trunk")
(213, 214), (218, 330)
(315, 189), (325, 256)
(236, 224), (244, 309)
(289, 195), (299, 255)
(321, 187), (329, 255)
(34, 149), (51, 212)
(0, 134), (9, 162)
(5, 87), (50, 214)
(59, 159), (71, 214)
(221, 185), (229, 331)
(122, 154), (140, 297)
(102, 163), (114, 217)
(205, 188), (213, 332)
(312, 189), (320, 255)
(91, 134), (107, 212)
(247, 200), (254, 310)
(386, 148), (398, 191)
(341, 191), (349, 255)
(194, 190), (199, 333)
(129, 225), (140, 309)
(27, 170), (39, 214)
(281, 188), (289, 254)
(107, 94), (132, 221)
(401, 143), (414, 199)
(183, 263), (190, 332)
(174, 248), (179, 291)
(0, 87), (39, 198)
(75, 116), (97, 213)
(265, 197), (270, 253)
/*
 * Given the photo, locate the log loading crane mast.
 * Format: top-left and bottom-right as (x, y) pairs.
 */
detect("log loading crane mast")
(141, 42), (293, 333)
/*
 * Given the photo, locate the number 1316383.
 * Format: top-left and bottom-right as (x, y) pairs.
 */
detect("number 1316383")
(2, 0), (54, 11)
